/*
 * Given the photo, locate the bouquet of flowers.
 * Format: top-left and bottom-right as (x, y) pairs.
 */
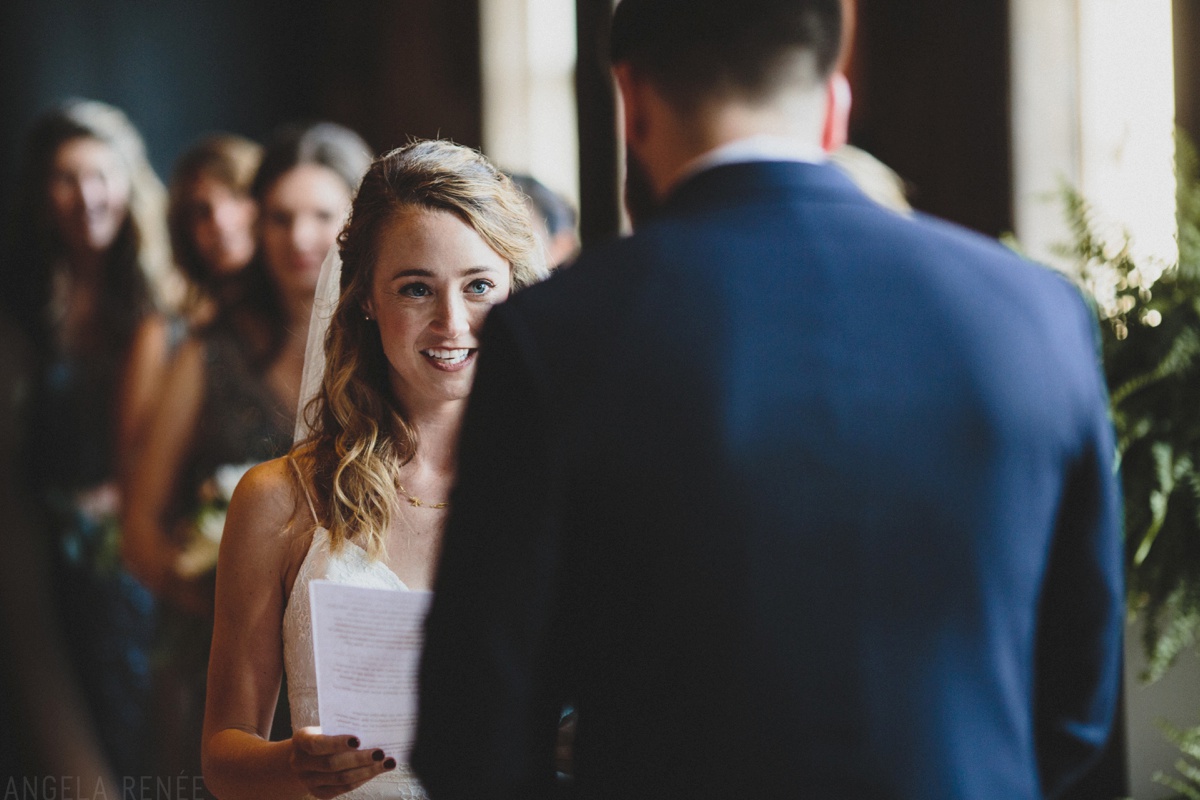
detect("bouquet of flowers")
(175, 462), (257, 578)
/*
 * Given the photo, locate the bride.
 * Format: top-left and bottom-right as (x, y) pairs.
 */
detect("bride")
(201, 140), (549, 799)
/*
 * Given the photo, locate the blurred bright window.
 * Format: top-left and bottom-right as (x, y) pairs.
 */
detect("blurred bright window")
(1011, 0), (1176, 272)
(480, 0), (580, 211)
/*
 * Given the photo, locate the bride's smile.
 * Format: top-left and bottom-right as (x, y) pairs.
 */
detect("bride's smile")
(420, 347), (477, 370)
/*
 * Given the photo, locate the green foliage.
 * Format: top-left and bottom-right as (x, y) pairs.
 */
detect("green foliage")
(1153, 722), (1200, 799)
(1061, 132), (1200, 681)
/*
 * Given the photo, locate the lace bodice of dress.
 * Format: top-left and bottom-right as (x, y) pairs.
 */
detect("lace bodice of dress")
(283, 527), (428, 800)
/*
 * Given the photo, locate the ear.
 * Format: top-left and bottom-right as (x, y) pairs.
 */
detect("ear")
(821, 72), (852, 153)
(361, 297), (375, 321)
(613, 63), (650, 150)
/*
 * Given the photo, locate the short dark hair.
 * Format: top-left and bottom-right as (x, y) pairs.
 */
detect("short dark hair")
(609, 0), (844, 109)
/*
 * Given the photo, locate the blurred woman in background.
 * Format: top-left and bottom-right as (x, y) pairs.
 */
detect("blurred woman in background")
(167, 133), (262, 325)
(120, 134), (264, 482)
(508, 172), (579, 268)
(2, 97), (180, 781)
(121, 121), (371, 787)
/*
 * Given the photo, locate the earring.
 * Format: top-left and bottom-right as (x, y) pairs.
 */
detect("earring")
(364, 313), (372, 321)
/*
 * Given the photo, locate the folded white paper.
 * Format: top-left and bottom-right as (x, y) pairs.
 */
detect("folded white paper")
(310, 579), (433, 759)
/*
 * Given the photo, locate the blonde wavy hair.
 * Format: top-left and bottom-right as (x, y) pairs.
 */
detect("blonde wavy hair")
(294, 139), (550, 556)
(5, 99), (182, 352)
(63, 99), (181, 312)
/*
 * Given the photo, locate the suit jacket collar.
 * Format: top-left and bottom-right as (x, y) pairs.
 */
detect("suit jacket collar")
(659, 160), (872, 219)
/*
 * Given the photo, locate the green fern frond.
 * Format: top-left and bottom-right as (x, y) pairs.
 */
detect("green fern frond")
(1142, 588), (1200, 682)
(1057, 128), (1200, 681)
(1111, 328), (1200, 405)
(1154, 722), (1200, 798)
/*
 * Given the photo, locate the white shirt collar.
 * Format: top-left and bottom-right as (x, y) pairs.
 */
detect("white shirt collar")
(674, 135), (827, 188)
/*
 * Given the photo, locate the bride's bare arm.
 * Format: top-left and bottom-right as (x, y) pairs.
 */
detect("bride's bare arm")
(202, 458), (392, 800)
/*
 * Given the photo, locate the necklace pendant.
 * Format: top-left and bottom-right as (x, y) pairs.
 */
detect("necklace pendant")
(407, 497), (423, 507)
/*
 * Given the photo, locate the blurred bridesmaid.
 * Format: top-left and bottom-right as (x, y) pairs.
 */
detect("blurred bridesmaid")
(121, 121), (371, 787)
(167, 133), (262, 325)
(121, 134), (264, 481)
(1, 98), (180, 781)
(0, 313), (119, 791)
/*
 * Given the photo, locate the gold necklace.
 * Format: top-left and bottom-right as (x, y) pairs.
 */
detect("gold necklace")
(397, 482), (448, 509)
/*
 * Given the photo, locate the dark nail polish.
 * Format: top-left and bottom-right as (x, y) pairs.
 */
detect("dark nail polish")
(383, 757), (397, 770)
(347, 737), (360, 749)
(372, 749), (384, 761)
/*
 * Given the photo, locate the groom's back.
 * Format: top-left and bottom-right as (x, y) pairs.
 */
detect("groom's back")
(508, 160), (1120, 799)
(413, 2), (1121, 797)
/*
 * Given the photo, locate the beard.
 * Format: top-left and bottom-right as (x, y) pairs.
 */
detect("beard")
(623, 144), (660, 230)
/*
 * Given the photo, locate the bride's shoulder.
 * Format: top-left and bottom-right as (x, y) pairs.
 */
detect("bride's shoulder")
(218, 456), (318, 591)
(222, 457), (308, 554)
(216, 455), (320, 603)
(232, 457), (297, 511)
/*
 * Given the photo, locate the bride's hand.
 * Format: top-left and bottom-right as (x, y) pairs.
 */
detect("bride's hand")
(289, 727), (396, 799)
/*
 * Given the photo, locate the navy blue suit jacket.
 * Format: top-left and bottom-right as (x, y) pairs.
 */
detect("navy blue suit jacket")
(412, 161), (1124, 799)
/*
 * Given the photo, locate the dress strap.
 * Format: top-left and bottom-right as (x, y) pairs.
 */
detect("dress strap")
(287, 455), (320, 524)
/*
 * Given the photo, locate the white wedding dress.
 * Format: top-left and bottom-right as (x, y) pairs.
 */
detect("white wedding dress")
(282, 522), (429, 800)
(283, 246), (429, 799)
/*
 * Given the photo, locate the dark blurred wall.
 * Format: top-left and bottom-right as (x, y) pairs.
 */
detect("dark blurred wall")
(1177, 0), (1200, 149)
(314, 1), (482, 155)
(0, 0), (481, 196)
(575, 0), (621, 246)
(846, 0), (1012, 238)
(573, 0), (1015, 242)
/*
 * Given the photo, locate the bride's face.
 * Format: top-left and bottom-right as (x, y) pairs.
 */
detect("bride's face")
(366, 208), (511, 413)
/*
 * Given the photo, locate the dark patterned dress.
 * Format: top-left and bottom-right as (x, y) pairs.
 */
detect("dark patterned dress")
(33, 336), (158, 781)
(152, 319), (295, 787)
